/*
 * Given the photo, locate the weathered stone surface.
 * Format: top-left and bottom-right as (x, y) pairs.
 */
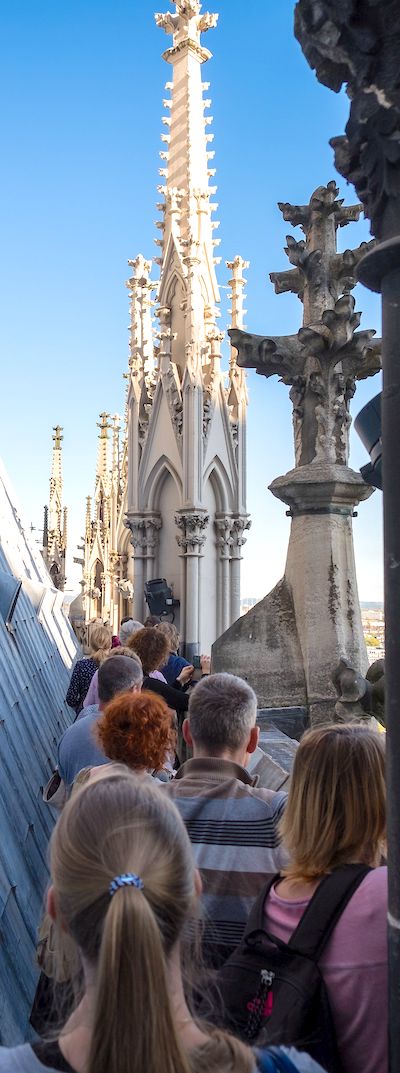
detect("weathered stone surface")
(332, 655), (385, 725)
(212, 578), (307, 709)
(270, 460), (372, 512)
(219, 182), (380, 723)
(294, 0), (400, 241)
(285, 507), (369, 724)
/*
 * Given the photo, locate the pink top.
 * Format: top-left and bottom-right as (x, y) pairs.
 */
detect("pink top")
(264, 867), (388, 1073)
(82, 667), (167, 708)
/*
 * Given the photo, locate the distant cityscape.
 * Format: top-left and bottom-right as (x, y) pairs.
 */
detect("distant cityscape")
(360, 602), (384, 664)
(240, 598), (385, 665)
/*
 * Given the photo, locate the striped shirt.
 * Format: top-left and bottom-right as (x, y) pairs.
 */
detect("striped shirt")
(163, 757), (287, 965)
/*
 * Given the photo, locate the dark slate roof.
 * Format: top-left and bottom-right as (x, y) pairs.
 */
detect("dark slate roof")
(0, 462), (78, 1044)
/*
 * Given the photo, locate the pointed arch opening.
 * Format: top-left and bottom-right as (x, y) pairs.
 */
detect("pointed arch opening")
(204, 456), (234, 514)
(143, 455), (182, 512)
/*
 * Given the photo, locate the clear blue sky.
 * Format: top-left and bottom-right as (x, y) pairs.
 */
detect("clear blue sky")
(0, 0), (383, 602)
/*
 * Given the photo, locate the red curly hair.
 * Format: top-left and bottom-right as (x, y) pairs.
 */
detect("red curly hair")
(127, 627), (169, 674)
(96, 690), (175, 771)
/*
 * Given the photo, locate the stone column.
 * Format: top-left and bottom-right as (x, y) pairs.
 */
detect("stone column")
(142, 516), (162, 588)
(215, 515), (232, 635)
(126, 513), (161, 623)
(175, 510), (209, 659)
(272, 465), (371, 722)
(230, 515), (251, 624)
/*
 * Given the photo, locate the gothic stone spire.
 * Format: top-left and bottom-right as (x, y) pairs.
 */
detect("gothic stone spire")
(42, 425), (66, 590)
(155, 0), (221, 374)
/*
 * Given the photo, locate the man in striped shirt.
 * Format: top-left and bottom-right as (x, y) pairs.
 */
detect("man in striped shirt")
(163, 672), (288, 967)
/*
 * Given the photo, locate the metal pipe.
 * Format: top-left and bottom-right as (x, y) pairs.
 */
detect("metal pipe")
(359, 241), (400, 1073)
(382, 265), (400, 1072)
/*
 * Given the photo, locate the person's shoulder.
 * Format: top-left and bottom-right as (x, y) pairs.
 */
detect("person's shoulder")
(76, 657), (96, 671)
(0, 1045), (51, 1072)
(357, 864), (387, 901)
(246, 784), (287, 812)
(76, 705), (99, 721)
(60, 708), (99, 744)
(76, 704), (99, 722)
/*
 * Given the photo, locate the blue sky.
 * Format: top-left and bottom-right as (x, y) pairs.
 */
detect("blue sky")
(0, 0), (383, 601)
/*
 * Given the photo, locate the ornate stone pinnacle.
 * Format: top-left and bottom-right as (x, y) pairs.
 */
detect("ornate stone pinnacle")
(155, 2), (218, 55)
(231, 179), (381, 468)
(97, 412), (111, 437)
(52, 425), (63, 449)
(278, 182), (362, 233)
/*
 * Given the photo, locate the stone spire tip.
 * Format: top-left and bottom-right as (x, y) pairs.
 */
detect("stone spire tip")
(155, 2), (218, 49)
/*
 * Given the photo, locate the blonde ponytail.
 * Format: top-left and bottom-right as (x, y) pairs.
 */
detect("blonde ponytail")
(50, 772), (254, 1073)
(89, 624), (112, 666)
(89, 885), (192, 1073)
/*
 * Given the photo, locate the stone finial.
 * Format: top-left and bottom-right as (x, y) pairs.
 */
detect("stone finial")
(52, 424), (63, 450)
(96, 413), (111, 485)
(43, 504), (48, 548)
(43, 424), (67, 589)
(155, 3), (218, 53)
(111, 415), (121, 484)
(62, 506), (68, 546)
(126, 256), (156, 379)
(85, 496), (92, 540)
(231, 181), (381, 467)
(227, 256), (250, 419)
(227, 256), (249, 330)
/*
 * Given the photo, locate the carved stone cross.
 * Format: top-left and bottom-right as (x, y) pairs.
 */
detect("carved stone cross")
(231, 181), (380, 468)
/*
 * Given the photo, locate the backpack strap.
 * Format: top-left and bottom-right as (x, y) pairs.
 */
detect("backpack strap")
(288, 863), (371, 960)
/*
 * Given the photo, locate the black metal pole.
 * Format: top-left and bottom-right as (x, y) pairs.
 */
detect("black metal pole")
(289, 2), (400, 1059)
(382, 265), (400, 1073)
(359, 241), (400, 1073)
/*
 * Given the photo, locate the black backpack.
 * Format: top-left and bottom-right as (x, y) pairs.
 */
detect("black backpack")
(213, 863), (371, 1073)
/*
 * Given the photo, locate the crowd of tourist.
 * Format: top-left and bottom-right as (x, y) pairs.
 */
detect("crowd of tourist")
(0, 616), (388, 1073)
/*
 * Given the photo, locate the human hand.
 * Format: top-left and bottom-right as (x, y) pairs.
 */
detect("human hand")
(200, 654), (211, 674)
(178, 665), (194, 685)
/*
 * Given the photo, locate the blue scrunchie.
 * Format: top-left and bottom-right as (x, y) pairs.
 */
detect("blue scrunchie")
(109, 873), (144, 896)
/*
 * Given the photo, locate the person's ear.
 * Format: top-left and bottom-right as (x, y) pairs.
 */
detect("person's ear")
(194, 867), (202, 897)
(47, 885), (57, 922)
(182, 718), (193, 747)
(246, 725), (259, 755)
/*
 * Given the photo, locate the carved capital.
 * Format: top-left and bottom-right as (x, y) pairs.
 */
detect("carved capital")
(214, 515), (233, 558)
(175, 511), (209, 554)
(230, 515), (251, 557)
(125, 514), (162, 557)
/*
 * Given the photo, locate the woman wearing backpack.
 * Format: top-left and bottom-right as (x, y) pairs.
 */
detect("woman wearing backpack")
(0, 769), (323, 1073)
(261, 724), (386, 1073)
